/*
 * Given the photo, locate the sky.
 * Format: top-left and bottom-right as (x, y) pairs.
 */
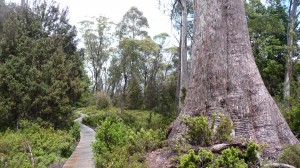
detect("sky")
(8, 0), (177, 46)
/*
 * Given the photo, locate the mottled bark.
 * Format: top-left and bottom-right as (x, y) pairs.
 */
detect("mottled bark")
(179, 0), (188, 109)
(168, 0), (299, 157)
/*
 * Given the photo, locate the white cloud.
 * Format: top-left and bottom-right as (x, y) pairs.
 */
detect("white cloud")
(8, 0), (176, 42)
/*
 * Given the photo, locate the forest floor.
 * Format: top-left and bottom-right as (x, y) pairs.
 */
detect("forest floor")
(63, 114), (96, 168)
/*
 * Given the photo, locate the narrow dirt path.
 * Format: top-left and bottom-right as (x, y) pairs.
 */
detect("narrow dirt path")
(63, 116), (96, 168)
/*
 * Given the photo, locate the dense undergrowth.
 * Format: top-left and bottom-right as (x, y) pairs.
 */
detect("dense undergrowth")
(79, 106), (174, 167)
(0, 120), (80, 168)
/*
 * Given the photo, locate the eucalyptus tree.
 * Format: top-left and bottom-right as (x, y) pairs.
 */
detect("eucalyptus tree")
(168, 0), (298, 157)
(170, 0), (193, 109)
(80, 16), (113, 93)
(284, 0), (300, 104)
(116, 6), (150, 112)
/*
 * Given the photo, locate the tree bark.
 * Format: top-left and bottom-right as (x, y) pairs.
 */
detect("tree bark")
(175, 42), (182, 109)
(168, 0), (299, 157)
(121, 73), (127, 113)
(179, 0), (188, 109)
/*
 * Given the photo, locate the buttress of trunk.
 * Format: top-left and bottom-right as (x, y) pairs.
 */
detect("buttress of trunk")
(179, 0), (188, 110)
(168, 0), (299, 157)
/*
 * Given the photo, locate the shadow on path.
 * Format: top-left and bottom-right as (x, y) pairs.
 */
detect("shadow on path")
(63, 115), (96, 168)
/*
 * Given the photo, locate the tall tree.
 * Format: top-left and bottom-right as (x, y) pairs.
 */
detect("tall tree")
(179, 0), (188, 109)
(116, 6), (149, 112)
(284, 0), (300, 104)
(168, 0), (299, 156)
(170, 0), (194, 109)
(80, 16), (112, 93)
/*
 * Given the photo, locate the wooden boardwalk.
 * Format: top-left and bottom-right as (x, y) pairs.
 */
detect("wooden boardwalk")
(63, 117), (96, 168)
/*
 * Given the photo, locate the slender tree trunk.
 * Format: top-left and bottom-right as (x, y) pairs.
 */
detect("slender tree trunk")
(175, 45), (181, 109)
(168, 0), (299, 157)
(179, 0), (188, 109)
(284, 0), (299, 104)
(121, 72), (127, 113)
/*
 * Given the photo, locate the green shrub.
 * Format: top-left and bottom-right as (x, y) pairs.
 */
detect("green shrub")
(94, 92), (111, 110)
(177, 142), (262, 168)
(243, 141), (262, 166)
(215, 114), (233, 143)
(184, 114), (233, 146)
(279, 144), (300, 168)
(184, 116), (213, 146)
(82, 114), (108, 128)
(178, 149), (216, 168)
(0, 120), (77, 168)
(93, 117), (166, 167)
(69, 122), (81, 141)
(93, 117), (128, 154)
(178, 150), (200, 168)
(217, 147), (248, 168)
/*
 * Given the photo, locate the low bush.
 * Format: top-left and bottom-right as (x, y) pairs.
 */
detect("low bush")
(217, 147), (247, 168)
(0, 120), (78, 168)
(279, 144), (300, 168)
(183, 114), (233, 146)
(94, 92), (111, 110)
(93, 117), (166, 167)
(184, 116), (213, 146)
(178, 141), (262, 168)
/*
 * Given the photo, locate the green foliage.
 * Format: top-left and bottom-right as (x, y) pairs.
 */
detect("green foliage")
(79, 106), (168, 167)
(184, 116), (213, 146)
(126, 79), (143, 110)
(215, 114), (234, 143)
(79, 16), (112, 93)
(243, 141), (262, 165)
(0, 120), (78, 168)
(92, 117), (165, 167)
(217, 147), (248, 168)
(177, 141), (263, 168)
(284, 100), (300, 138)
(80, 106), (171, 131)
(94, 92), (111, 110)
(178, 149), (215, 168)
(184, 115), (233, 146)
(245, 0), (287, 98)
(93, 117), (129, 153)
(178, 150), (200, 168)
(70, 122), (81, 141)
(279, 145), (300, 168)
(180, 87), (187, 103)
(0, 0), (88, 129)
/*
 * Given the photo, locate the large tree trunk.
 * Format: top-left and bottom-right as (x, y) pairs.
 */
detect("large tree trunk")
(168, 0), (299, 157)
(284, 0), (299, 104)
(179, 0), (188, 109)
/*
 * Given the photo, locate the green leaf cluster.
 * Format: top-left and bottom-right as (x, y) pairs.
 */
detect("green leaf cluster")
(279, 145), (300, 168)
(183, 116), (213, 146)
(183, 114), (233, 146)
(0, 120), (79, 168)
(178, 142), (262, 168)
(92, 115), (166, 167)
